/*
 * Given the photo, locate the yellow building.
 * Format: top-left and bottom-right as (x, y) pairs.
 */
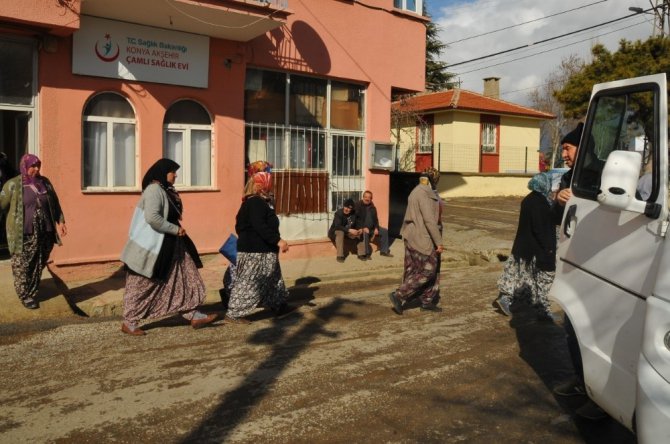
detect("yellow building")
(392, 79), (555, 174)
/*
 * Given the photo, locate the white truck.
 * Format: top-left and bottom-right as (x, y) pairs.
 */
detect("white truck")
(551, 73), (669, 442)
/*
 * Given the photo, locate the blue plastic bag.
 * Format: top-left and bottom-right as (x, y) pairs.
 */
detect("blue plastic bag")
(219, 234), (238, 265)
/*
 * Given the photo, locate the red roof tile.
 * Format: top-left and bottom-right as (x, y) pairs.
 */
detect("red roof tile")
(393, 89), (555, 119)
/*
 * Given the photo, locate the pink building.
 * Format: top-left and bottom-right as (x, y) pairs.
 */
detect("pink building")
(0, 0), (427, 264)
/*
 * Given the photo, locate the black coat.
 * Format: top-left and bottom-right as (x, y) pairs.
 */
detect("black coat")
(511, 191), (557, 272)
(328, 208), (355, 240)
(235, 195), (281, 253)
(353, 201), (379, 231)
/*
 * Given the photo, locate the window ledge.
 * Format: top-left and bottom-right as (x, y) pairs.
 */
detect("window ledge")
(174, 186), (220, 192)
(82, 187), (142, 194)
(82, 186), (221, 194)
(391, 8), (430, 23)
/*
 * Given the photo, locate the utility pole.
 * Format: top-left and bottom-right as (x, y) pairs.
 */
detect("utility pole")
(631, 1), (670, 36)
(650, 0), (669, 37)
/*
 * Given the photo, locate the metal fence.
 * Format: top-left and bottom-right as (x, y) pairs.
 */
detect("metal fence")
(245, 122), (365, 218)
(426, 143), (542, 174)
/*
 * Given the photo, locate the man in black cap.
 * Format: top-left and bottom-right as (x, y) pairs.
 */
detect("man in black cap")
(550, 122), (608, 420)
(551, 122), (582, 223)
(328, 198), (359, 262)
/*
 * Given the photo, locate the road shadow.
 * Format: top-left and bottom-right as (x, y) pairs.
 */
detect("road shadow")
(510, 303), (635, 443)
(179, 297), (360, 443)
(63, 267), (126, 305)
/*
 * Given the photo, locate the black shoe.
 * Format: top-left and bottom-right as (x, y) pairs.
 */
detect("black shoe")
(388, 292), (403, 315)
(275, 303), (299, 319)
(380, 252), (393, 257)
(575, 399), (607, 420)
(336, 256), (345, 263)
(358, 255), (368, 261)
(22, 299), (39, 310)
(420, 303), (442, 312)
(553, 377), (586, 397)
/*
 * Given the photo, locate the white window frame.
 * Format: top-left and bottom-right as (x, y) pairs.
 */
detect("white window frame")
(82, 107), (138, 192)
(163, 123), (214, 189)
(481, 122), (497, 154)
(394, 0), (423, 14)
(418, 124), (432, 153)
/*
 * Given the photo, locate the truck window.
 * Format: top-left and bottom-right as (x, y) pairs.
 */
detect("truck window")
(573, 89), (657, 202)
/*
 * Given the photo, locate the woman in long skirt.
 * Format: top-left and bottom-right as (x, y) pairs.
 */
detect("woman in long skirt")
(495, 172), (558, 321)
(120, 159), (217, 335)
(0, 154), (67, 309)
(225, 161), (296, 324)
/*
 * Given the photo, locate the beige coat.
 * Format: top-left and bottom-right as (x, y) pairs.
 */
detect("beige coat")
(399, 183), (442, 255)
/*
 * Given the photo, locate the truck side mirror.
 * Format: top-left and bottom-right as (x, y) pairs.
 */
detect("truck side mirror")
(597, 150), (648, 214)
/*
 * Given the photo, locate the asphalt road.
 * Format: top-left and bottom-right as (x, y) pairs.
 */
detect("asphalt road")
(0, 197), (635, 443)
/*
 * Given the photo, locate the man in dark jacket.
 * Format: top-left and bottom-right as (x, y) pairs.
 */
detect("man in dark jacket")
(551, 122), (581, 224)
(549, 122), (608, 420)
(328, 198), (360, 262)
(353, 190), (392, 260)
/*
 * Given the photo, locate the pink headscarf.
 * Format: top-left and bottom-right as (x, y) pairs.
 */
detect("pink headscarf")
(20, 153), (46, 193)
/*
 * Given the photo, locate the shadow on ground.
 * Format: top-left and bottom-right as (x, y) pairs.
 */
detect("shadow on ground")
(510, 303), (635, 444)
(179, 296), (360, 443)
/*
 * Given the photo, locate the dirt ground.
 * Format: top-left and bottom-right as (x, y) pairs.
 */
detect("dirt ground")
(0, 197), (635, 443)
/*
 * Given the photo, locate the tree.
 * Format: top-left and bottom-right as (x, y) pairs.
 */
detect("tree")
(424, 2), (455, 91)
(391, 94), (427, 171)
(528, 54), (583, 168)
(556, 37), (670, 118)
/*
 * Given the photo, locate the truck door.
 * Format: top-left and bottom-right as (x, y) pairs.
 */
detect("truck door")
(551, 73), (667, 429)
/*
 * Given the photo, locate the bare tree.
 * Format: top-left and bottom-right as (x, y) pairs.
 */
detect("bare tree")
(391, 94), (431, 171)
(528, 54), (583, 168)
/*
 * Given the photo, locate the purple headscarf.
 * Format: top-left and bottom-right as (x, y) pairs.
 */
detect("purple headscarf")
(20, 154), (47, 193)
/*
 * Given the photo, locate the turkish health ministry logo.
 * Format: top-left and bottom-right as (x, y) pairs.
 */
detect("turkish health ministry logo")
(94, 33), (120, 62)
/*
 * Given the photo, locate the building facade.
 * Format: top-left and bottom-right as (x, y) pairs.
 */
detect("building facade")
(0, 0), (426, 264)
(393, 81), (554, 174)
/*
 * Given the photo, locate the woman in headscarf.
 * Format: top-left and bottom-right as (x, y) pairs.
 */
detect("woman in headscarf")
(119, 158), (217, 335)
(224, 161), (296, 324)
(388, 167), (443, 315)
(495, 172), (558, 321)
(0, 154), (66, 309)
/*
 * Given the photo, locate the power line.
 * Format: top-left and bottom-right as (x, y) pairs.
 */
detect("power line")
(445, 0), (609, 45)
(445, 7), (652, 68)
(455, 19), (647, 77)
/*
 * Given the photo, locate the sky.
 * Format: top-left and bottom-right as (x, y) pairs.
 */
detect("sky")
(426, 0), (657, 105)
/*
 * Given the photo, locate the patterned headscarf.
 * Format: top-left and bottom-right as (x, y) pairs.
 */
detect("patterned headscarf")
(528, 172), (553, 204)
(20, 153), (46, 193)
(247, 160), (273, 195)
(421, 167), (440, 188)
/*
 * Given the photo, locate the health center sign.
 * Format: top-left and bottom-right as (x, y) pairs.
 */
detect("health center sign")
(73, 16), (209, 88)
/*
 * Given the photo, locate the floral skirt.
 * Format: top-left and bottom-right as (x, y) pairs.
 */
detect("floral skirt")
(395, 241), (440, 305)
(497, 255), (554, 313)
(123, 239), (205, 323)
(227, 252), (288, 318)
(11, 207), (55, 303)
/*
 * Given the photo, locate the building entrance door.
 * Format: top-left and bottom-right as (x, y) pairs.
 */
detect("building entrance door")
(0, 37), (37, 256)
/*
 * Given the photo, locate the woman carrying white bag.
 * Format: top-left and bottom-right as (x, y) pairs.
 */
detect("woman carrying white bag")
(119, 158), (218, 336)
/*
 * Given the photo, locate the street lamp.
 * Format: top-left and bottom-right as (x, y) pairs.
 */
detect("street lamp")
(628, 2), (669, 37)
